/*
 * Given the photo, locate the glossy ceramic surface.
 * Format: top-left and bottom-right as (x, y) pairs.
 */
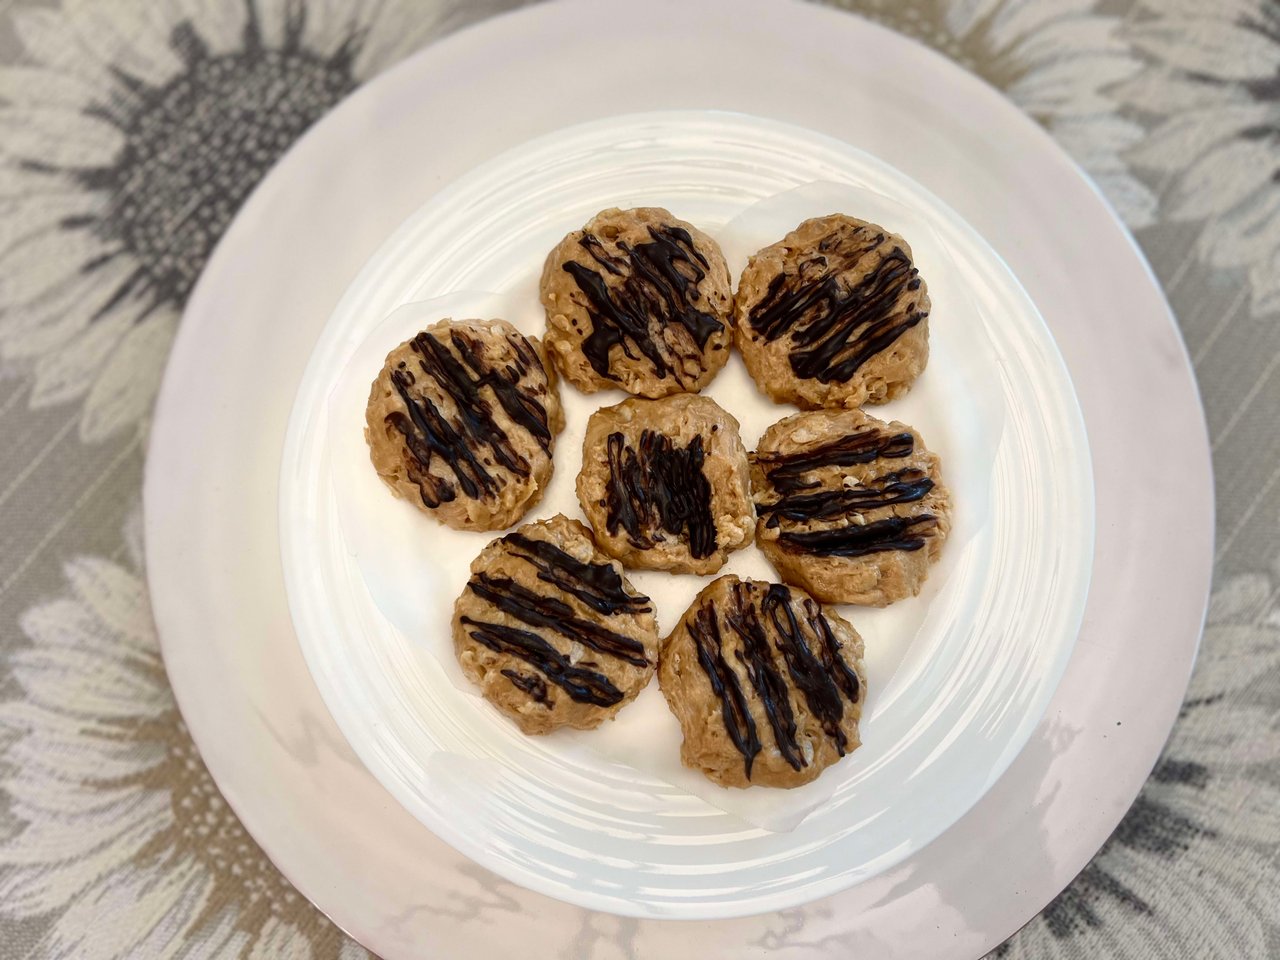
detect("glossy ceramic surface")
(279, 113), (1092, 918)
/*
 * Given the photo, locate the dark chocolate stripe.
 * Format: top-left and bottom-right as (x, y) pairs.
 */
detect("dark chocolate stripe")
(751, 231), (883, 342)
(762, 584), (853, 756)
(805, 600), (861, 705)
(748, 240), (926, 385)
(756, 429), (914, 494)
(500, 668), (551, 707)
(690, 581), (863, 778)
(386, 327), (552, 509)
(564, 224), (724, 384)
(467, 330), (554, 454)
(759, 469), (934, 528)
(688, 602), (761, 779)
(387, 375), (484, 506)
(777, 514), (938, 558)
(502, 532), (651, 616)
(461, 617), (624, 707)
(467, 574), (650, 667)
(605, 430), (717, 560)
(724, 582), (804, 772)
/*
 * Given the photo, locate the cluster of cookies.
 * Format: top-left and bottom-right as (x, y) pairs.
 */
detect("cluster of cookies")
(364, 206), (951, 789)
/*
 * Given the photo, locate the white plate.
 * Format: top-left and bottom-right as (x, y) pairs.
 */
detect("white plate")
(145, 1), (1212, 956)
(279, 113), (1092, 918)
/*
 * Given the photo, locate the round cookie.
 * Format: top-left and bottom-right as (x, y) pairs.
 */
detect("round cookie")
(452, 514), (659, 735)
(576, 394), (754, 575)
(751, 408), (951, 606)
(659, 576), (867, 789)
(540, 207), (733, 397)
(365, 318), (564, 531)
(734, 214), (931, 408)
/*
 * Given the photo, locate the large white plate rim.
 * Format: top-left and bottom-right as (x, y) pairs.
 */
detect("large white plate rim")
(144, 1), (1212, 957)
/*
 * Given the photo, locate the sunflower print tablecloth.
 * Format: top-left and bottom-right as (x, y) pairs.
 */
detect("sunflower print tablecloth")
(1, 1), (1277, 957)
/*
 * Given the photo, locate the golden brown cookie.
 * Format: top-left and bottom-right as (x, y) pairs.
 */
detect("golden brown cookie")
(452, 515), (659, 735)
(659, 576), (866, 789)
(576, 394), (754, 575)
(751, 408), (951, 606)
(734, 214), (930, 408)
(540, 207), (733, 397)
(365, 318), (563, 531)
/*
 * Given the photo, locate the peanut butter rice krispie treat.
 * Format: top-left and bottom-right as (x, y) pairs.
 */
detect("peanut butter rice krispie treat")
(541, 207), (733, 397)
(734, 214), (930, 409)
(365, 318), (563, 531)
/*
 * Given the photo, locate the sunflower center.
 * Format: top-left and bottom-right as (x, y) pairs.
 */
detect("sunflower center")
(166, 720), (301, 914)
(81, 22), (357, 310)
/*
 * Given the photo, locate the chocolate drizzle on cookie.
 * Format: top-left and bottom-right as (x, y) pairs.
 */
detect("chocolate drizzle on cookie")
(759, 469), (934, 527)
(461, 531), (654, 707)
(723, 583), (801, 772)
(385, 327), (553, 509)
(500, 668), (551, 707)
(777, 515), (939, 557)
(755, 424), (940, 560)
(687, 602), (761, 776)
(748, 225), (927, 385)
(604, 430), (717, 559)
(562, 224), (725, 385)
(762, 585), (859, 755)
(755, 429), (914, 494)
(501, 533), (652, 616)
(467, 575), (650, 668)
(688, 580), (862, 779)
(462, 617), (625, 707)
